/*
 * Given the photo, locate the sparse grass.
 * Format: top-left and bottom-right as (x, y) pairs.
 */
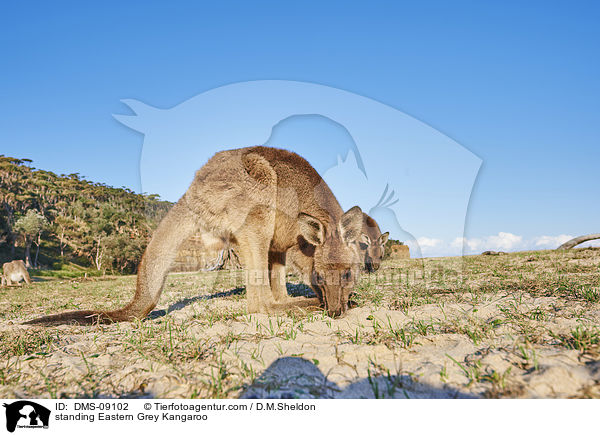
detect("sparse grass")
(515, 341), (539, 372)
(439, 365), (448, 383)
(0, 330), (61, 358)
(439, 317), (493, 346)
(446, 354), (483, 386)
(554, 325), (600, 353)
(366, 358), (406, 399)
(447, 354), (516, 396)
(29, 262), (103, 279)
(580, 287), (600, 303)
(1, 247), (599, 398)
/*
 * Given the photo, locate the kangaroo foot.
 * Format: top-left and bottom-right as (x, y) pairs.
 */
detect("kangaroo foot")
(247, 296), (261, 314)
(278, 297), (322, 311)
(273, 294), (295, 304)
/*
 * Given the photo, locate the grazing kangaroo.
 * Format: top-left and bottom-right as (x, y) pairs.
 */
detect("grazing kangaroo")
(25, 146), (364, 326)
(359, 214), (389, 273)
(2, 260), (31, 286)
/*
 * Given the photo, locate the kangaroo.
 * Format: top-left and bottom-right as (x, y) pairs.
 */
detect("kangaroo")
(25, 146), (364, 326)
(287, 212), (388, 275)
(358, 214), (389, 273)
(2, 260), (31, 286)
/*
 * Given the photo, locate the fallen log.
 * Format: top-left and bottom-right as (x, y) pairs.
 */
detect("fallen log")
(557, 233), (600, 250)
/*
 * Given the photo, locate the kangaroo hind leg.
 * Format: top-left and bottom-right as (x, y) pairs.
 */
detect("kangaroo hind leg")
(269, 251), (290, 303)
(235, 207), (277, 314)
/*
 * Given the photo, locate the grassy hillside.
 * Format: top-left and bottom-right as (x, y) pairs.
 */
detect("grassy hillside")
(0, 156), (171, 274)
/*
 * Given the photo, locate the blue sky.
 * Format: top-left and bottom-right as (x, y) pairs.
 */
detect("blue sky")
(1, 1), (599, 256)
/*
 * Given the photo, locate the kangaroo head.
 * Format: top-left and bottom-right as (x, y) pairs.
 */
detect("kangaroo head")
(298, 206), (363, 317)
(359, 231), (389, 272)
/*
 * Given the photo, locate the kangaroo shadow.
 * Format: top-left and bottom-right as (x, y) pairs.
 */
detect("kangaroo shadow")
(148, 287), (245, 319)
(148, 283), (317, 320)
(285, 282), (316, 298)
(239, 356), (479, 399)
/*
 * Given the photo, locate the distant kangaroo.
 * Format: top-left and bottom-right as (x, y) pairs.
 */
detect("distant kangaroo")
(358, 214), (389, 273)
(2, 260), (31, 286)
(25, 146), (364, 326)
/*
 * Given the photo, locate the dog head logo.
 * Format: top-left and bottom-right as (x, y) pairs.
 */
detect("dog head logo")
(3, 401), (50, 432)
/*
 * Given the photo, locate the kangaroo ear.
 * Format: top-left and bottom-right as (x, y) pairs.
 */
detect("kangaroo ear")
(379, 232), (389, 245)
(298, 213), (325, 246)
(340, 206), (363, 244)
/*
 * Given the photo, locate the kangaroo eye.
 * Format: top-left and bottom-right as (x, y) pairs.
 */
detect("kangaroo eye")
(343, 270), (352, 281)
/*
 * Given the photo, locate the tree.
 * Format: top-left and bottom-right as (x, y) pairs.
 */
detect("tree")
(13, 210), (48, 267)
(1, 155), (171, 272)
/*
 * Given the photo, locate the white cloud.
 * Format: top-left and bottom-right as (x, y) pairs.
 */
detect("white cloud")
(416, 237), (443, 248)
(487, 232), (523, 251)
(406, 237), (445, 257)
(451, 232), (523, 254)
(410, 232), (598, 258)
(452, 236), (483, 252)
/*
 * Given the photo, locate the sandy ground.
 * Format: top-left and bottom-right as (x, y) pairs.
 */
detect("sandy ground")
(0, 248), (599, 398)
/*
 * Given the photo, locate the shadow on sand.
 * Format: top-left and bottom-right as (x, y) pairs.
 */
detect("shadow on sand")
(147, 285), (472, 398)
(148, 283), (317, 320)
(239, 356), (478, 399)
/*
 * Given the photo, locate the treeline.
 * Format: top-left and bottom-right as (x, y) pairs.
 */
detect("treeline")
(0, 156), (171, 274)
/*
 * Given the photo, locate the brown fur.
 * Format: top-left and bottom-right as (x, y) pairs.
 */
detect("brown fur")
(24, 146), (364, 326)
(359, 214), (389, 272)
(288, 213), (387, 275)
(2, 260), (31, 286)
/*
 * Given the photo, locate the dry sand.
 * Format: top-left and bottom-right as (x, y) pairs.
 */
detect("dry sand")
(0, 248), (599, 399)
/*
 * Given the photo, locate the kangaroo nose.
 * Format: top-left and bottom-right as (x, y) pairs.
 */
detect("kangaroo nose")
(328, 307), (341, 317)
(327, 304), (347, 318)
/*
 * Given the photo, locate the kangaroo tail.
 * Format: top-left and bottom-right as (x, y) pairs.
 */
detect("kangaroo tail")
(23, 197), (200, 327)
(23, 310), (118, 326)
